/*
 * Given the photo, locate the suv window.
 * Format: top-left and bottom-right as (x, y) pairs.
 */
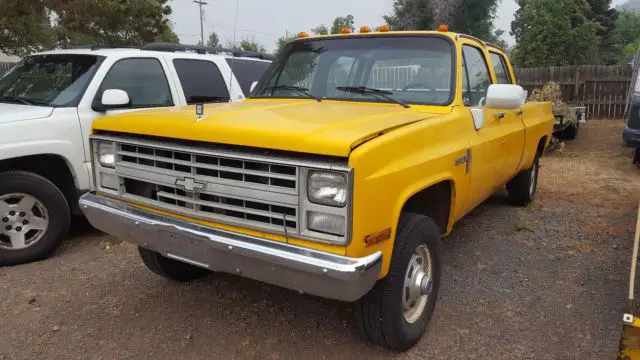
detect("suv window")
(489, 52), (512, 84)
(98, 58), (173, 108)
(225, 59), (271, 96)
(174, 59), (230, 103)
(461, 45), (492, 107)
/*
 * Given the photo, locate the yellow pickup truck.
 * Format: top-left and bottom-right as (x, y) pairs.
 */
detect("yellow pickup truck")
(80, 27), (553, 350)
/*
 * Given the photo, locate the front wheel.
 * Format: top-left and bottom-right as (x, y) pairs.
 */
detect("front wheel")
(354, 213), (441, 351)
(0, 171), (70, 266)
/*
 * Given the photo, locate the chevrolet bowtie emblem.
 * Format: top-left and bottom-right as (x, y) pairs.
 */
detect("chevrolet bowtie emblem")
(175, 177), (206, 192)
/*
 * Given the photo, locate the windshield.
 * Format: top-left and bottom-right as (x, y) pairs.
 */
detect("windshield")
(0, 54), (103, 107)
(252, 36), (454, 106)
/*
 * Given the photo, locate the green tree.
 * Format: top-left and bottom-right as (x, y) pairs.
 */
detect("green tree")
(0, 0), (176, 55)
(0, 0), (55, 56)
(275, 35), (296, 55)
(227, 38), (266, 52)
(331, 15), (355, 34)
(511, 0), (603, 67)
(613, 11), (640, 64)
(206, 32), (219, 47)
(585, 0), (618, 64)
(383, 0), (502, 42)
(311, 25), (329, 36)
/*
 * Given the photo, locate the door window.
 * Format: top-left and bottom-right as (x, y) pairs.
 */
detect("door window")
(174, 59), (230, 103)
(225, 59), (271, 96)
(489, 52), (512, 84)
(461, 45), (492, 107)
(97, 58), (173, 108)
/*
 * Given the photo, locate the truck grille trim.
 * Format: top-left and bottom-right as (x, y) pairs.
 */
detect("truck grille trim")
(111, 140), (301, 234)
(118, 143), (297, 192)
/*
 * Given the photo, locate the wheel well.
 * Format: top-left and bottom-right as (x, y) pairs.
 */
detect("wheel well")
(401, 181), (452, 235)
(0, 155), (78, 213)
(537, 136), (548, 157)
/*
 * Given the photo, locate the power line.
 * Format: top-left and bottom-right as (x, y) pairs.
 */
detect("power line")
(193, 0), (207, 45)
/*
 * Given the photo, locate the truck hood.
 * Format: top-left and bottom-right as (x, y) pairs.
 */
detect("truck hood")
(93, 100), (444, 157)
(0, 103), (55, 124)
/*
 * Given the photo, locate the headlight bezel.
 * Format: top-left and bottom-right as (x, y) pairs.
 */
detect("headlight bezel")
(299, 167), (352, 245)
(91, 139), (119, 194)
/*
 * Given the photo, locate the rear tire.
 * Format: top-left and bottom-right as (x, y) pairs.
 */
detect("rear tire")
(354, 213), (441, 351)
(0, 171), (70, 266)
(557, 123), (579, 140)
(138, 247), (210, 282)
(506, 156), (539, 206)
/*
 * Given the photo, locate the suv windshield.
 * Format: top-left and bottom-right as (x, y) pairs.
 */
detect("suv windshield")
(0, 54), (102, 107)
(252, 36), (454, 106)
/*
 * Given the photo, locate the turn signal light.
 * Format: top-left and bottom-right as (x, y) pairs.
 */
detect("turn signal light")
(438, 24), (449, 32)
(341, 27), (352, 34)
(360, 26), (371, 33)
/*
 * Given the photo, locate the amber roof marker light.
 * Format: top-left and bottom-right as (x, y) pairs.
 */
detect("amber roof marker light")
(438, 24), (449, 32)
(360, 26), (371, 33)
(341, 27), (352, 34)
(297, 32), (310, 39)
(378, 24), (390, 32)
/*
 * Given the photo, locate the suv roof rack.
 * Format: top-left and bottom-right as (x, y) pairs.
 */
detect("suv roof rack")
(69, 44), (141, 51)
(141, 43), (276, 61)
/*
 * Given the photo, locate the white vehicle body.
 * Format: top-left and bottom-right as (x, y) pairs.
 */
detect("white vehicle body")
(0, 45), (272, 265)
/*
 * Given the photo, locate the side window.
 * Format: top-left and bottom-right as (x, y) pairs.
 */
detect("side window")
(489, 52), (512, 85)
(225, 59), (271, 96)
(98, 58), (173, 108)
(173, 59), (230, 104)
(461, 45), (492, 107)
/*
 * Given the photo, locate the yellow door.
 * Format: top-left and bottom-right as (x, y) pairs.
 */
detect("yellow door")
(457, 43), (505, 213)
(497, 109), (526, 182)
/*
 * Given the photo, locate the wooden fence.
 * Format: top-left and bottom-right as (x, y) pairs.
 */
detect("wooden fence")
(515, 65), (633, 119)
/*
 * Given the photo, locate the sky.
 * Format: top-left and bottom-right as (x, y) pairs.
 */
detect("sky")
(169, 0), (630, 52)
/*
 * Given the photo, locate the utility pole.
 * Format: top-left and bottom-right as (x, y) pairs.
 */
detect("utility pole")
(193, 0), (207, 46)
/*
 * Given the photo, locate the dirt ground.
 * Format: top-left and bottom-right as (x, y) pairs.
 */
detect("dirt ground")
(1, 120), (640, 360)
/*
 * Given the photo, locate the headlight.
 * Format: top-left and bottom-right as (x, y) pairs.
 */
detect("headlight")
(307, 171), (347, 207)
(97, 141), (115, 168)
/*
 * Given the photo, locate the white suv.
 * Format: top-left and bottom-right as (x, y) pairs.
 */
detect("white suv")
(0, 43), (273, 265)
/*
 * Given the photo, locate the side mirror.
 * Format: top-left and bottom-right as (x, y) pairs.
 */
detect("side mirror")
(486, 84), (525, 110)
(249, 81), (258, 93)
(94, 89), (131, 112)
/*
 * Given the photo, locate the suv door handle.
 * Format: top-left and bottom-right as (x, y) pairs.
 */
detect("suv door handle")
(515, 109), (524, 116)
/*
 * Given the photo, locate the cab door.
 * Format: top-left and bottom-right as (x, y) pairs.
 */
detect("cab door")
(488, 51), (526, 181)
(459, 43), (506, 211)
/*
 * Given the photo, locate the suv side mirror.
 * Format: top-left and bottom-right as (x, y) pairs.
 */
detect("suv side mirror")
(486, 84), (525, 110)
(94, 89), (131, 112)
(250, 81), (258, 93)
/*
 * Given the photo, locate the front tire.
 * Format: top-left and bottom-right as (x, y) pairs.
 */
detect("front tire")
(138, 247), (210, 282)
(354, 213), (441, 351)
(0, 171), (70, 266)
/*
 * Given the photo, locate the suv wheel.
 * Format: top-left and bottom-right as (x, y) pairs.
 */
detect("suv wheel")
(354, 213), (441, 351)
(0, 171), (70, 266)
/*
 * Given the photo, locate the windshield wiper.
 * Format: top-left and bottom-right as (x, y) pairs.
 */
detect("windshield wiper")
(0, 96), (35, 106)
(264, 85), (322, 102)
(335, 86), (410, 108)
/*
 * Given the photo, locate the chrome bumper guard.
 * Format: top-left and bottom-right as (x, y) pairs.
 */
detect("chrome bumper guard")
(79, 193), (382, 302)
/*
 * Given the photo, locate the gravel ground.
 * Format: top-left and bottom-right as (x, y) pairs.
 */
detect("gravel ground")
(1, 120), (639, 360)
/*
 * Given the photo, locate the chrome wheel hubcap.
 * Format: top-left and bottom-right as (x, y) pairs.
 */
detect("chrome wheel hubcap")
(402, 245), (433, 324)
(0, 193), (48, 250)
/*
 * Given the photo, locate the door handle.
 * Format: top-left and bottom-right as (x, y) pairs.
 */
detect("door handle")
(494, 111), (505, 120)
(515, 109), (524, 116)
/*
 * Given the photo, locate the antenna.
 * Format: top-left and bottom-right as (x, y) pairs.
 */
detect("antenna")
(193, 0), (207, 45)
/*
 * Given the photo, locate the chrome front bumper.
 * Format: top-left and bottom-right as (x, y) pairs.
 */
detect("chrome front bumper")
(79, 193), (382, 302)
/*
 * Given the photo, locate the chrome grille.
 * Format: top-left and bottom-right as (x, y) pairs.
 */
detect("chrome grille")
(111, 141), (300, 233)
(118, 143), (297, 193)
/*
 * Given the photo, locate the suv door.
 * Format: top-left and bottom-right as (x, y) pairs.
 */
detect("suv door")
(172, 59), (232, 104)
(77, 57), (176, 163)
